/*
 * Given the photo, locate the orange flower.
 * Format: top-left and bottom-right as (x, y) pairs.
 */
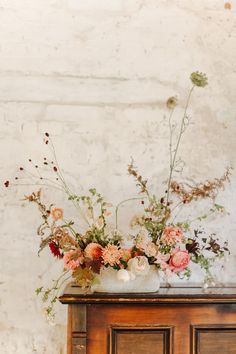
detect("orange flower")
(84, 243), (103, 259)
(51, 207), (64, 221)
(121, 249), (132, 262)
(224, 2), (231, 10)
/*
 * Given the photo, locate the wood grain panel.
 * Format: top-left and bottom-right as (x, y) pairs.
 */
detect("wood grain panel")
(87, 304), (236, 354)
(191, 325), (236, 354)
(68, 305), (87, 354)
(110, 326), (173, 354)
(72, 336), (86, 354)
(72, 305), (86, 332)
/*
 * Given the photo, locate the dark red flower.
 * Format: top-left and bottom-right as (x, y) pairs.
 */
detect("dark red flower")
(49, 241), (63, 258)
(83, 258), (102, 274)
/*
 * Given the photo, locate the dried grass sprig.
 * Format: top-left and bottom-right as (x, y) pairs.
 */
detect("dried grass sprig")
(170, 167), (232, 203)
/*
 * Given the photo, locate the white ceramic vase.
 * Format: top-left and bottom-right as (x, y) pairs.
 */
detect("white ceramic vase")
(91, 266), (160, 293)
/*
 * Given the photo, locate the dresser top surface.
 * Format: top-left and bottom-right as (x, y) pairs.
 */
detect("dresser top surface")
(59, 283), (236, 304)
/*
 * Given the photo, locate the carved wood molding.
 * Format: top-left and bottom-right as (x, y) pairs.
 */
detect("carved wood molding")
(190, 324), (236, 354)
(109, 324), (174, 354)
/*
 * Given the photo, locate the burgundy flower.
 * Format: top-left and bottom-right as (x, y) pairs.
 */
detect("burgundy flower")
(49, 241), (63, 258)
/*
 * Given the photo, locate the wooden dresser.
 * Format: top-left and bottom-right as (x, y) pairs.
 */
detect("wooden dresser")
(59, 284), (236, 354)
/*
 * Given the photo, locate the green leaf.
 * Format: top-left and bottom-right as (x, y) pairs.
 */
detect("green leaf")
(35, 287), (43, 295)
(214, 203), (224, 211)
(89, 188), (97, 195)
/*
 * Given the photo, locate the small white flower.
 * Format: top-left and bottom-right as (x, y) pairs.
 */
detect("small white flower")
(117, 269), (131, 282)
(128, 256), (150, 276)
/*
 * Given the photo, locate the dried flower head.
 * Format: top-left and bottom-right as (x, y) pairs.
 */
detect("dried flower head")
(166, 96), (178, 109)
(128, 159), (149, 195)
(4, 180), (9, 188)
(190, 71), (208, 87)
(170, 167), (231, 203)
(53, 227), (78, 251)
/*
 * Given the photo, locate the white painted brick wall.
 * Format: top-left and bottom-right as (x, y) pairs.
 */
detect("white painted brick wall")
(0, 1), (236, 353)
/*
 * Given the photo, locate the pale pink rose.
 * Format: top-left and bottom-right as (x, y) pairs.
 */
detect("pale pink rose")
(144, 242), (158, 257)
(155, 252), (170, 270)
(63, 249), (83, 270)
(161, 226), (184, 246)
(102, 244), (122, 266)
(84, 243), (103, 259)
(169, 249), (190, 272)
(155, 252), (170, 266)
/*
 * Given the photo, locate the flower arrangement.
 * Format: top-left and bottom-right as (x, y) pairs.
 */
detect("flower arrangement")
(5, 72), (231, 320)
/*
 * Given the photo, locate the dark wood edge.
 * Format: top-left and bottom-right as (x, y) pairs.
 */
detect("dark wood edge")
(59, 296), (236, 305)
(59, 283), (236, 304)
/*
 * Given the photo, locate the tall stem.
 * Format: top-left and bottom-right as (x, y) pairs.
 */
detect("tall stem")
(166, 85), (195, 205)
(115, 197), (147, 230)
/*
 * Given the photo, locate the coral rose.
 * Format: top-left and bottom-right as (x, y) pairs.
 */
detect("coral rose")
(169, 249), (190, 272)
(84, 243), (103, 259)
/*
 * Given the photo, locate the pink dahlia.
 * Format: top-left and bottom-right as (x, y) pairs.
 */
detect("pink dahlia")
(161, 226), (184, 246)
(63, 249), (83, 270)
(84, 243), (103, 259)
(102, 244), (122, 266)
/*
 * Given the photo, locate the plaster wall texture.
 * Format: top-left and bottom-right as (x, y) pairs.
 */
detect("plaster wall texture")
(0, 1), (236, 353)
